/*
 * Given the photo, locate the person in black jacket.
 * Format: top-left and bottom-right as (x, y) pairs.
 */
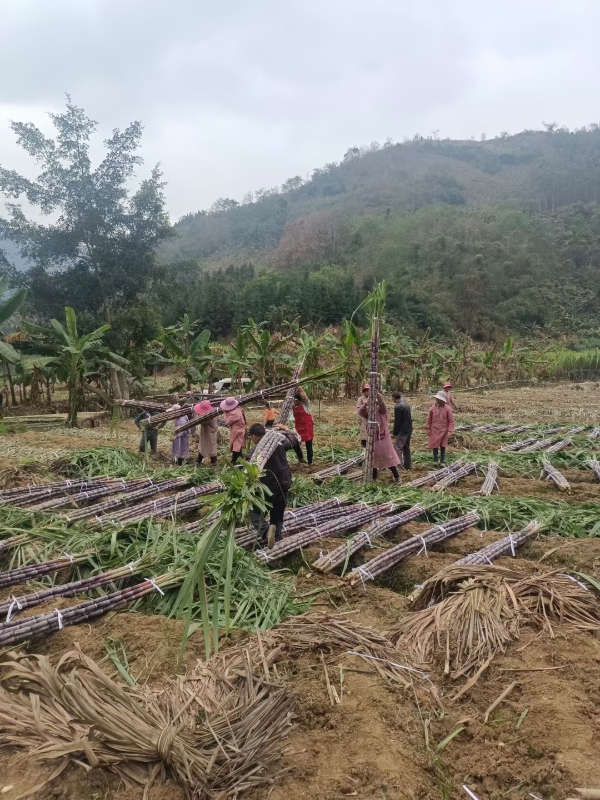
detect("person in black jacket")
(391, 391), (412, 469)
(135, 411), (166, 454)
(246, 423), (297, 549)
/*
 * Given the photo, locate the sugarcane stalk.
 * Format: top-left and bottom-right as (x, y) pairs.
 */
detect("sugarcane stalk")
(520, 437), (559, 453)
(0, 534), (31, 553)
(0, 554), (89, 590)
(544, 438), (572, 453)
(431, 462), (477, 492)
(455, 521), (540, 565)
(27, 477), (153, 512)
(346, 511), (481, 587)
(479, 461), (499, 496)
(249, 430), (287, 469)
(65, 477), (190, 524)
(114, 399), (168, 412)
(362, 315), (380, 485)
(542, 459), (571, 492)
(312, 503), (428, 572)
(0, 477), (126, 507)
(276, 360), (304, 424)
(312, 454), (365, 482)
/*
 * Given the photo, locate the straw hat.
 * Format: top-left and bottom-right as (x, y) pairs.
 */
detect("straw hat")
(433, 391), (448, 403)
(443, 381), (452, 389)
(220, 396), (239, 412)
(194, 400), (212, 415)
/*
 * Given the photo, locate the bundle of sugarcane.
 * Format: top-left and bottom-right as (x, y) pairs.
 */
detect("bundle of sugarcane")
(404, 460), (464, 488)
(256, 502), (396, 562)
(65, 476), (190, 524)
(249, 430), (287, 469)
(520, 437), (559, 453)
(312, 454), (365, 482)
(455, 520), (541, 565)
(312, 503), (428, 573)
(505, 424), (535, 435)
(276, 359), (304, 424)
(232, 498), (347, 543)
(471, 423), (498, 433)
(431, 462), (477, 492)
(387, 564), (600, 675)
(0, 533), (31, 554)
(26, 476), (154, 512)
(588, 459), (600, 481)
(172, 378), (317, 434)
(500, 437), (537, 452)
(0, 476), (122, 506)
(542, 459), (571, 492)
(544, 425), (569, 435)
(346, 511), (481, 587)
(0, 554), (89, 591)
(0, 571), (182, 647)
(0, 561), (145, 621)
(479, 461), (499, 496)
(114, 398), (168, 412)
(235, 504), (363, 550)
(588, 427), (600, 440)
(363, 318), (381, 486)
(544, 438), (572, 453)
(566, 426), (586, 435)
(454, 424), (474, 431)
(95, 481), (222, 527)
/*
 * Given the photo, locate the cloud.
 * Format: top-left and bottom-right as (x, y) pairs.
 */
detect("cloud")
(1, 0), (599, 219)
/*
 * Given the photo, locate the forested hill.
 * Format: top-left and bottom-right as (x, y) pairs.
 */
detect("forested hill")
(156, 127), (600, 342)
(160, 128), (600, 263)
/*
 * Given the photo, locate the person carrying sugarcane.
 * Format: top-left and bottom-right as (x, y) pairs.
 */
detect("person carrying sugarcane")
(356, 384), (369, 447)
(193, 400), (219, 466)
(167, 396), (191, 465)
(290, 387), (314, 465)
(135, 410), (166, 455)
(442, 381), (458, 411)
(247, 423), (297, 548)
(220, 396), (247, 464)
(391, 391), (413, 470)
(358, 391), (401, 483)
(426, 391), (455, 464)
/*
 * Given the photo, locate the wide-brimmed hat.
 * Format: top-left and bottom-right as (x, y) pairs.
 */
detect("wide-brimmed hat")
(220, 396), (239, 412)
(433, 391), (448, 403)
(362, 383), (370, 390)
(194, 400), (212, 415)
(443, 381), (452, 389)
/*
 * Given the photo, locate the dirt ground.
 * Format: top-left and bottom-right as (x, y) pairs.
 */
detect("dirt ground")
(0, 382), (599, 800)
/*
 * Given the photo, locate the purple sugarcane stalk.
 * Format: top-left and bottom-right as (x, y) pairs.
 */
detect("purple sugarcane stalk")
(276, 360), (304, 425)
(0, 555), (88, 590)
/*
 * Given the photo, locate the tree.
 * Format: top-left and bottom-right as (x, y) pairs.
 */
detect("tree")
(0, 275), (27, 404)
(0, 97), (173, 399)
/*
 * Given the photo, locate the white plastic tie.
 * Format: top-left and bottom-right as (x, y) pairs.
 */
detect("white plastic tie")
(55, 609), (64, 630)
(127, 559), (140, 574)
(6, 595), (23, 622)
(417, 536), (428, 556)
(355, 565), (374, 589)
(463, 786), (480, 800)
(62, 552), (75, 564)
(508, 534), (516, 557)
(363, 532), (373, 548)
(558, 573), (589, 592)
(149, 578), (165, 596)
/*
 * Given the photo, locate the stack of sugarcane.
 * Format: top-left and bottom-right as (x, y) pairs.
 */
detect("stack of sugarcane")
(542, 459), (571, 492)
(346, 511), (481, 587)
(588, 459), (600, 481)
(0, 571), (183, 648)
(173, 378), (319, 435)
(501, 437), (537, 452)
(276, 360), (304, 424)
(587, 427), (600, 441)
(232, 498), (347, 547)
(256, 502), (396, 562)
(312, 503), (428, 573)
(545, 438), (572, 453)
(472, 423), (511, 433)
(0, 561), (145, 621)
(363, 314), (381, 486)
(26, 477), (155, 512)
(505, 425), (535, 435)
(479, 461), (499, 496)
(544, 425), (569, 435)
(431, 461), (477, 492)
(64, 476), (190, 524)
(520, 437), (559, 453)
(0, 533), (30, 555)
(404, 460), (464, 488)
(455, 521), (540, 566)
(114, 399), (168, 413)
(454, 424), (474, 432)
(311, 454), (365, 482)
(93, 481), (222, 528)
(235, 504), (363, 549)
(249, 430), (287, 469)
(0, 477), (125, 508)
(0, 554), (89, 591)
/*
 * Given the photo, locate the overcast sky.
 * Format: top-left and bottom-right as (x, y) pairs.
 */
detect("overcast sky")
(1, 0), (599, 221)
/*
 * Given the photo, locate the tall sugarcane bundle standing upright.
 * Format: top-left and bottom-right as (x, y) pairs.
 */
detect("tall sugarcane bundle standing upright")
(276, 360), (304, 424)
(361, 282), (386, 485)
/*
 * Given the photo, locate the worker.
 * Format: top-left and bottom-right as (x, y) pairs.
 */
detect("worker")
(357, 384), (369, 447)
(135, 410), (165, 455)
(193, 400), (218, 466)
(442, 381), (458, 411)
(357, 392), (401, 483)
(247, 423), (297, 549)
(426, 391), (455, 464)
(291, 388), (314, 465)
(264, 401), (276, 429)
(391, 391), (413, 470)
(220, 396), (247, 464)
(168, 397), (190, 466)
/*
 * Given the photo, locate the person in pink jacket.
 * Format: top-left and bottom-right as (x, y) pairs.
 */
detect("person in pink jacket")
(426, 391), (455, 464)
(220, 397), (247, 464)
(358, 392), (401, 483)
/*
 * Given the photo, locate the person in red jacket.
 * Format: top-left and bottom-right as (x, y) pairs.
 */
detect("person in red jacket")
(290, 389), (314, 465)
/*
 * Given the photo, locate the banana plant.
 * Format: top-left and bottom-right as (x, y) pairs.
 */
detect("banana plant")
(239, 318), (294, 386)
(157, 314), (214, 391)
(0, 275), (27, 404)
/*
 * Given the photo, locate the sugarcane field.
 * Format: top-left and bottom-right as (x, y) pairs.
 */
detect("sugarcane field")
(0, 315), (598, 800)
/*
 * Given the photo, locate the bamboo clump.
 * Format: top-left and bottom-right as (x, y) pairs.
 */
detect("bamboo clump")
(479, 461), (499, 496)
(346, 512), (481, 587)
(312, 503), (428, 573)
(431, 462), (477, 492)
(312, 454), (365, 482)
(542, 459), (571, 492)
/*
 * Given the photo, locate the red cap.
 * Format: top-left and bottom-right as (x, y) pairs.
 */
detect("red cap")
(443, 382), (452, 389)
(363, 384), (370, 390)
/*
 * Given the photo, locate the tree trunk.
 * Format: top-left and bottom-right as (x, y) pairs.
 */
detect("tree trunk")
(4, 361), (16, 406)
(118, 372), (130, 400)
(110, 368), (123, 400)
(31, 368), (42, 406)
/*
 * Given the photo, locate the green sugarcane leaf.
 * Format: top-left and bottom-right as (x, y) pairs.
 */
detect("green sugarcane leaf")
(436, 726), (466, 751)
